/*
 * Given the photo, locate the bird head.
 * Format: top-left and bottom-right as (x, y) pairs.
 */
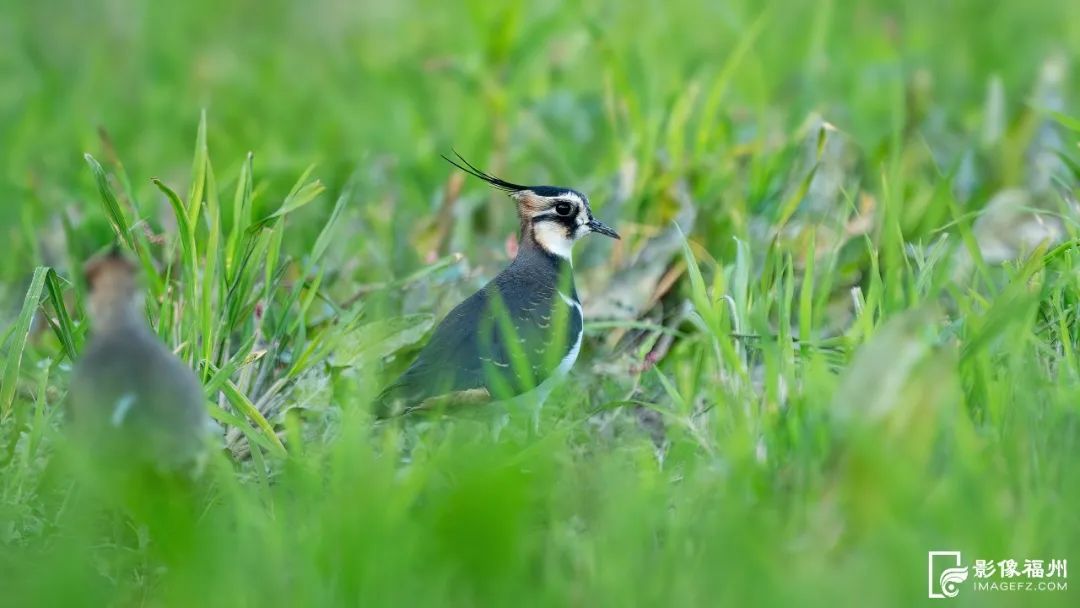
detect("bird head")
(84, 247), (143, 332)
(443, 151), (620, 262)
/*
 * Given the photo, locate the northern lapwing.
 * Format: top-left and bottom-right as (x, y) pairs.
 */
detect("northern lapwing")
(377, 152), (620, 421)
(67, 249), (213, 472)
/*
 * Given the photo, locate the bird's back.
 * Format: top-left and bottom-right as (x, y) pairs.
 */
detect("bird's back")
(68, 324), (210, 469)
(379, 247), (582, 413)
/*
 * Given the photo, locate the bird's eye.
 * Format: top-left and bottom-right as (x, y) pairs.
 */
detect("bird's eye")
(554, 202), (574, 216)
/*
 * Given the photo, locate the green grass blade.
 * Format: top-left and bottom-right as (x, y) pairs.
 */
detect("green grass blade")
(43, 269), (79, 362)
(219, 379), (287, 457)
(1, 267), (48, 419)
(206, 402), (281, 457)
(310, 183), (352, 265)
(84, 154), (133, 249)
(186, 109), (209, 227)
(201, 159), (223, 373)
(677, 223), (718, 334)
(248, 166), (325, 232)
(225, 152), (255, 281)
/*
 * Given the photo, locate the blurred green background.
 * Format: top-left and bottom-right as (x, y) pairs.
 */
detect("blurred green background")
(1, 0), (1079, 606)
(4, 0), (1077, 266)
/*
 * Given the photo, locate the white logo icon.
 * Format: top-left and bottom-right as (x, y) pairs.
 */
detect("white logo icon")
(929, 551), (969, 599)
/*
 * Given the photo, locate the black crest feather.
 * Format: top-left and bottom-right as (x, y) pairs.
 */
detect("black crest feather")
(441, 149), (528, 193)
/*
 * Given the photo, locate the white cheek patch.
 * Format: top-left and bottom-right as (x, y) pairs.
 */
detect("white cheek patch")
(571, 208), (589, 238)
(533, 221), (575, 261)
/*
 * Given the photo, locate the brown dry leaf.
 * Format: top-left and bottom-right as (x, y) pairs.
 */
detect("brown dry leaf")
(582, 180), (697, 322)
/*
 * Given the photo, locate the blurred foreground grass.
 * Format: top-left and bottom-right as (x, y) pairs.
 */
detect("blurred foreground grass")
(1, 0), (1079, 606)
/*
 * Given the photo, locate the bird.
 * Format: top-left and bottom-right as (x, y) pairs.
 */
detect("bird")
(376, 152), (621, 421)
(67, 248), (214, 473)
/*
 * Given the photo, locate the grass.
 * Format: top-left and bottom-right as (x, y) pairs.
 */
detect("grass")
(1, 0), (1079, 606)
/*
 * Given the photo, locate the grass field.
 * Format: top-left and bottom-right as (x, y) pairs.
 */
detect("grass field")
(1, 0), (1079, 606)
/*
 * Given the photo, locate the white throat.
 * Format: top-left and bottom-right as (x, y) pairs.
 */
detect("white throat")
(532, 221), (575, 264)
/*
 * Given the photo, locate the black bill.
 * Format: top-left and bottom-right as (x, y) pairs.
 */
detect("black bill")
(587, 219), (621, 239)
